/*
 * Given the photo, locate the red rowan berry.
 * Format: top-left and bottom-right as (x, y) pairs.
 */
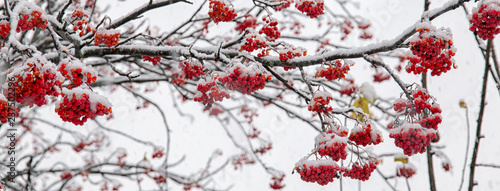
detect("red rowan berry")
(315, 131), (348, 161)
(94, 29), (120, 47)
(0, 95), (20, 123)
(469, 0), (500, 40)
(308, 90), (333, 114)
(208, 0), (237, 24)
(349, 122), (383, 146)
(55, 87), (112, 126)
(295, 0), (325, 18)
(0, 20), (10, 38)
(396, 164), (416, 178)
(143, 56), (162, 65)
(315, 60), (354, 81)
(294, 158), (341, 185)
(218, 60), (271, 95)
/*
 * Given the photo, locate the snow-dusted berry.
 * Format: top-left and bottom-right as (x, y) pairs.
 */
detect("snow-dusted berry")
(208, 0), (237, 24)
(194, 78), (230, 106)
(349, 122), (383, 146)
(277, 43), (307, 61)
(315, 60), (354, 81)
(179, 60), (204, 79)
(0, 20), (10, 38)
(55, 87), (112, 126)
(396, 164), (416, 178)
(469, 0), (500, 40)
(308, 90), (333, 114)
(315, 131), (348, 161)
(260, 16), (281, 41)
(294, 158), (340, 186)
(218, 60), (271, 95)
(295, 0), (325, 18)
(343, 160), (378, 181)
(58, 59), (98, 89)
(16, 9), (47, 32)
(143, 56), (162, 65)
(0, 94), (20, 123)
(389, 122), (436, 155)
(94, 29), (120, 47)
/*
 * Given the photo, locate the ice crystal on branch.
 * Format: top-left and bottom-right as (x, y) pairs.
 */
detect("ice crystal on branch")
(406, 23), (456, 76)
(469, 0), (500, 40)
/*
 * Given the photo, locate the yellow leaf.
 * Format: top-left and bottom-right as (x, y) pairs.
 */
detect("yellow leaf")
(394, 156), (409, 164)
(352, 97), (371, 121)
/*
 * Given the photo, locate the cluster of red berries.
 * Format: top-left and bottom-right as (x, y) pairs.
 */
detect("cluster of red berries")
(295, 159), (340, 186)
(342, 160), (378, 181)
(16, 10), (47, 32)
(235, 14), (258, 32)
(204, 105), (225, 116)
(153, 174), (166, 184)
(94, 29), (120, 47)
(70, 9), (94, 36)
(295, 0), (325, 18)
(348, 123), (383, 147)
(269, 174), (286, 190)
(315, 60), (353, 81)
(55, 88), (112, 126)
(143, 56), (162, 65)
(208, 0), (237, 24)
(358, 21), (373, 40)
(60, 171), (73, 180)
(260, 16), (281, 41)
(152, 147), (165, 159)
(0, 20), (10, 38)
(4, 59), (63, 107)
(396, 164), (416, 178)
(307, 91), (333, 113)
(389, 122), (436, 155)
(179, 61), (204, 79)
(273, 0), (292, 11)
(193, 78), (230, 105)
(0, 95), (20, 123)
(239, 29), (267, 52)
(339, 78), (357, 96)
(218, 62), (271, 95)
(469, 0), (500, 40)
(340, 20), (354, 40)
(278, 44), (307, 61)
(373, 71), (390, 82)
(58, 60), (97, 89)
(316, 132), (348, 161)
(406, 24), (456, 76)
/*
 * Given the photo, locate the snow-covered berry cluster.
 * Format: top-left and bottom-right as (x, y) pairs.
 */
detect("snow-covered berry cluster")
(55, 87), (112, 126)
(469, 0), (500, 40)
(348, 122), (383, 147)
(295, 0), (325, 18)
(396, 164), (416, 178)
(277, 44), (307, 61)
(315, 60), (354, 81)
(0, 94), (20, 123)
(307, 90), (333, 114)
(294, 159), (340, 186)
(193, 78), (230, 105)
(406, 23), (456, 76)
(143, 56), (162, 65)
(239, 29), (267, 52)
(273, 0), (293, 11)
(0, 20), (11, 38)
(208, 0), (237, 24)
(218, 60), (271, 95)
(342, 160), (378, 181)
(390, 85), (441, 155)
(58, 59), (98, 89)
(235, 14), (258, 32)
(269, 174), (285, 190)
(68, 6), (94, 36)
(94, 29), (120, 47)
(315, 131), (348, 161)
(339, 77), (357, 96)
(16, 10), (47, 32)
(179, 60), (204, 80)
(260, 16), (281, 41)
(3, 57), (64, 107)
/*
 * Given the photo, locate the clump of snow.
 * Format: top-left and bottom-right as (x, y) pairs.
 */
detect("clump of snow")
(360, 82), (377, 103)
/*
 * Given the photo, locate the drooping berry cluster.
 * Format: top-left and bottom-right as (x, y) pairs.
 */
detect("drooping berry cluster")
(193, 78), (230, 105)
(179, 60), (204, 79)
(390, 85), (441, 155)
(315, 131), (348, 161)
(389, 122), (436, 155)
(58, 59), (98, 89)
(339, 77), (357, 96)
(260, 16), (281, 41)
(68, 7), (94, 36)
(342, 160), (378, 181)
(239, 29), (267, 52)
(143, 56), (162, 65)
(0, 20), (11, 38)
(469, 0), (500, 40)
(235, 14), (258, 32)
(0, 95), (20, 123)
(277, 43), (307, 61)
(218, 60), (271, 95)
(315, 60), (354, 81)
(269, 174), (285, 190)
(406, 23), (456, 76)
(94, 29), (120, 47)
(295, 0), (325, 18)
(294, 159), (340, 186)
(396, 164), (416, 178)
(348, 122), (383, 147)
(307, 90), (333, 114)
(208, 0), (237, 24)
(3, 57), (64, 107)
(16, 10), (47, 32)
(55, 87), (112, 126)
